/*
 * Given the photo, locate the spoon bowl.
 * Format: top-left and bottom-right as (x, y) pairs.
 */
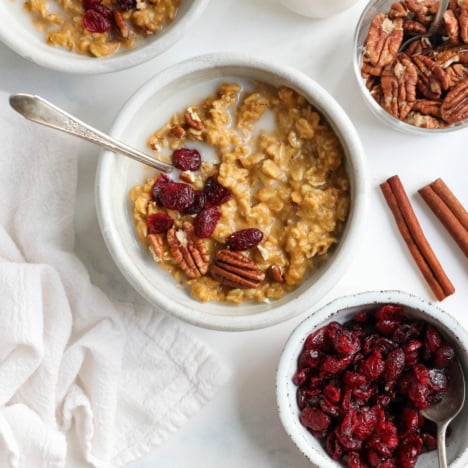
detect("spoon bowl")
(421, 359), (466, 468)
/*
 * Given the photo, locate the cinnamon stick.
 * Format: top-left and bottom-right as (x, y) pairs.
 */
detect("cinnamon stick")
(380, 175), (455, 301)
(419, 179), (468, 257)
(430, 178), (468, 230)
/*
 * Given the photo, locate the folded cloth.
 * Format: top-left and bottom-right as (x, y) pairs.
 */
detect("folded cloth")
(0, 92), (230, 467)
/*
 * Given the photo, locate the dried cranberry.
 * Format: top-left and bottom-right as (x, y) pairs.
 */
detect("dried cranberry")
(172, 148), (202, 171)
(194, 206), (220, 238)
(399, 408), (420, 437)
(376, 304), (404, 322)
(203, 176), (232, 206)
(226, 228), (263, 251)
(82, 0), (101, 10)
(323, 384), (341, 404)
(428, 368), (448, 392)
(360, 349), (385, 381)
(298, 348), (322, 369)
(434, 344), (455, 368)
(151, 173), (170, 201)
(304, 327), (327, 350)
(146, 213), (173, 234)
(158, 182), (195, 211)
(397, 433), (423, 468)
(299, 407), (331, 432)
(82, 7), (112, 32)
(425, 326), (442, 354)
(384, 348), (405, 387)
(325, 432), (343, 460)
(184, 190), (206, 215)
(116, 0), (136, 10)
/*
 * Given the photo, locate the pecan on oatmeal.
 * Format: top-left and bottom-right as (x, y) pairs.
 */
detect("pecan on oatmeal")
(129, 82), (350, 304)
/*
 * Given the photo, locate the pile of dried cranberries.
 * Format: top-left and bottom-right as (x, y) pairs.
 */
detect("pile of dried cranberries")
(293, 305), (456, 468)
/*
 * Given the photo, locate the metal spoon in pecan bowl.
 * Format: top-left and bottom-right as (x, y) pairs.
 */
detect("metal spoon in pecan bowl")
(399, 0), (449, 52)
(9, 94), (174, 174)
(421, 358), (465, 468)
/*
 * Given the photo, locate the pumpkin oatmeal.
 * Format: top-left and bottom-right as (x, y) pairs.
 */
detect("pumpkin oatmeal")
(23, 0), (180, 57)
(129, 82), (351, 304)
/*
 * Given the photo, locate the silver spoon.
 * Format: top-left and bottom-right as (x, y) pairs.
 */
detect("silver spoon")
(399, 0), (449, 52)
(421, 359), (465, 468)
(9, 94), (174, 174)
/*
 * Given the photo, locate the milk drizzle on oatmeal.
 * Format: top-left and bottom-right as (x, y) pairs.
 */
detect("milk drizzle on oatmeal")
(129, 81), (351, 304)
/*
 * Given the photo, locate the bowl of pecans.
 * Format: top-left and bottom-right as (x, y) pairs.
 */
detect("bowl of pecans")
(95, 52), (369, 331)
(0, 0), (209, 73)
(353, 0), (468, 133)
(277, 290), (468, 467)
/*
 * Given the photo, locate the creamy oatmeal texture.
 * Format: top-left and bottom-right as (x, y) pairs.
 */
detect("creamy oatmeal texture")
(23, 0), (180, 57)
(129, 82), (350, 304)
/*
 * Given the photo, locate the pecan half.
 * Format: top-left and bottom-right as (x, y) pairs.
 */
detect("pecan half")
(381, 53), (418, 119)
(443, 9), (460, 44)
(363, 14), (404, 68)
(113, 11), (131, 40)
(436, 45), (468, 67)
(209, 249), (265, 289)
(184, 107), (204, 131)
(446, 63), (468, 86)
(413, 55), (450, 99)
(267, 265), (285, 283)
(147, 233), (164, 262)
(389, 1), (409, 19)
(412, 98), (442, 117)
(170, 124), (186, 138)
(406, 111), (444, 128)
(440, 77), (468, 123)
(167, 222), (209, 279)
(460, 2), (468, 44)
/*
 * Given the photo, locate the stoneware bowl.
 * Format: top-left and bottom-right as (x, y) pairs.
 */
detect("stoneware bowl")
(276, 290), (468, 467)
(95, 52), (369, 331)
(353, 0), (468, 134)
(280, 0), (361, 18)
(0, 0), (209, 74)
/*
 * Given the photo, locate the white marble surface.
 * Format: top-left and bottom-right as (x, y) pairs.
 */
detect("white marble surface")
(1, 0), (467, 466)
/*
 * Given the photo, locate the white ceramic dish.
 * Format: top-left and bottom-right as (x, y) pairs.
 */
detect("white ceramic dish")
(95, 52), (369, 331)
(280, 0), (360, 18)
(0, 0), (209, 74)
(276, 290), (468, 467)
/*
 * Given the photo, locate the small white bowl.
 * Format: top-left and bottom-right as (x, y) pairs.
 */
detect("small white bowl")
(280, 0), (360, 18)
(276, 290), (468, 467)
(95, 52), (369, 331)
(0, 0), (209, 74)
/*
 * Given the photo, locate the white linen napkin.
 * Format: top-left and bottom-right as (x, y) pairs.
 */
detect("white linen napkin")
(0, 92), (230, 467)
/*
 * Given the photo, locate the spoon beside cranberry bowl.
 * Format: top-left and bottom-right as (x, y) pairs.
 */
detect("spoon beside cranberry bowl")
(276, 290), (468, 467)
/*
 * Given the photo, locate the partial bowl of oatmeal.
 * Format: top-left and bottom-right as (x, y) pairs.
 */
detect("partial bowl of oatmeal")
(95, 52), (369, 331)
(277, 290), (468, 467)
(353, 0), (468, 133)
(0, 0), (209, 73)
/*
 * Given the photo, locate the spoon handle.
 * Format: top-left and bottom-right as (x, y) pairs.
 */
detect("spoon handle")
(437, 421), (449, 468)
(9, 94), (173, 174)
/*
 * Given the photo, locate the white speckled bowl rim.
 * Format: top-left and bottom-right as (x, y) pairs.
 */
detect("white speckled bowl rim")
(95, 51), (369, 331)
(276, 290), (468, 467)
(0, 0), (209, 73)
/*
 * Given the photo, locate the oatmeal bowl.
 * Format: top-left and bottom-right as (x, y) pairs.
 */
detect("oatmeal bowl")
(277, 290), (468, 467)
(95, 52), (369, 331)
(353, 0), (468, 133)
(0, 0), (209, 73)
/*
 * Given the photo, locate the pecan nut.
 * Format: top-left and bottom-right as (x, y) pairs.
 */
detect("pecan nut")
(381, 53), (418, 119)
(184, 107), (204, 131)
(167, 222), (209, 279)
(446, 63), (468, 86)
(412, 99), (442, 117)
(363, 14), (404, 68)
(412, 55), (450, 100)
(209, 249), (265, 289)
(267, 265), (285, 283)
(440, 77), (468, 123)
(147, 233), (164, 262)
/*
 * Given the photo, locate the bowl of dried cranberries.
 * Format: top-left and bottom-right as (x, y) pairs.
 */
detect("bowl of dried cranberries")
(96, 52), (369, 331)
(353, 0), (468, 133)
(276, 290), (468, 467)
(0, 0), (209, 73)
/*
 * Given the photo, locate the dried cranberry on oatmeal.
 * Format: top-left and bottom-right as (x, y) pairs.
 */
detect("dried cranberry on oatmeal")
(129, 82), (350, 304)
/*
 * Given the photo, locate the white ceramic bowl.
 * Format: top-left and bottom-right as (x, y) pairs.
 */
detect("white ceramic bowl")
(353, 0), (468, 134)
(0, 0), (209, 74)
(280, 0), (360, 18)
(95, 52), (369, 331)
(277, 290), (468, 467)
